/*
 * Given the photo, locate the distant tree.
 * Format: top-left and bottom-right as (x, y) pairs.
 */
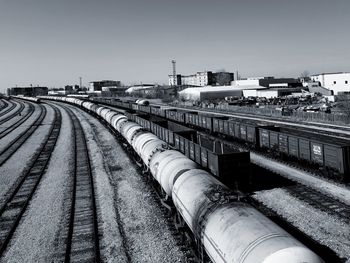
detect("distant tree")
(215, 72), (233, 86)
(300, 70), (311, 82)
(300, 70), (310, 78)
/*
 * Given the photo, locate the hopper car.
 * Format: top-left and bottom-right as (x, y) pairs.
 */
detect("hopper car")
(92, 97), (350, 182)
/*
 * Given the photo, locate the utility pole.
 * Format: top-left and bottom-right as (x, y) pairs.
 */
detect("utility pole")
(79, 77), (82, 90)
(171, 60), (176, 86)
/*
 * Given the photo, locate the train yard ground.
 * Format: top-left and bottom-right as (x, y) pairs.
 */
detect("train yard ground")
(0, 97), (349, 262)
(0, 99), (187, 263)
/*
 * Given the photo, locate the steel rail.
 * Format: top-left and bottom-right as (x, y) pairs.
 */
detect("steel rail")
(0, 104), (61, 256)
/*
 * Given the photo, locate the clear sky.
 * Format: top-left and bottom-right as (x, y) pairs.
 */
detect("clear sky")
(0, 0), (349, 92)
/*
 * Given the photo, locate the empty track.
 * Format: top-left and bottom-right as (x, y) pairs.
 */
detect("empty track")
(0, 102), (35, 139)
(61, 105), (100, 263)
(286, 185), (350, 223)
(0, 100), (9, 111)
(0, 104), (61, 255)
(0, 104), (47, 166)
(0, 100), (24, 125)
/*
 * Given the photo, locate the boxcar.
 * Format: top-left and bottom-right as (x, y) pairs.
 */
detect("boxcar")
(259, 126), (350, 181)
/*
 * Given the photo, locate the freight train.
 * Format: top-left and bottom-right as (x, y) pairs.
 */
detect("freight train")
(92, 97), (350, 182)
(11, 95), (41, 103)
(40, 96), (323, 263)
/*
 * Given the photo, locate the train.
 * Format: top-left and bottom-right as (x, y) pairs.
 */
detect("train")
(10, 95), (41, 103)
(39, 96), (324, 263)
(91, 97), (350, 182)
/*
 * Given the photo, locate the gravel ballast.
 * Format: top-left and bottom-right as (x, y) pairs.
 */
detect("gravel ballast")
(0, 104), (55, 201)
(0, 102), (30, 133)
(251, 152), (350, 205)
(0, 100), (21, 122)
(0, 103), (43, 152)
(254, 188), (350, 260)
(69, 105), (188, 263)
(1, 104), (74, 263)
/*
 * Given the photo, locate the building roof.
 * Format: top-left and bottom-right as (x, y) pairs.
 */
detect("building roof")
(125, 85), (155, 93)
(310, 72), (350, 76)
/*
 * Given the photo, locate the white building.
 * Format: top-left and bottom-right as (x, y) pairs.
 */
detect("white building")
(169, 71), (212, 86)
(310, 72), (350, 95)
(179, 85), (264, 101)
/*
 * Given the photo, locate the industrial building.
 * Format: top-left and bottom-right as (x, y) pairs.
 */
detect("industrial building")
(89, 80), (121, 92)
(178, 85), (248, 101)
(233, 77), (301, 88)
(101, 86), (128, 96)
(310, 72), (350, 95)
(243, 87), (303, 98)
(7, 86), (48, 96)
(169, 71), (234, 86)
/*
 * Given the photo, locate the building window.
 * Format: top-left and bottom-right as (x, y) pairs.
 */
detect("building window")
(346, 80), (348, 84)
(333, 81), (336, 84)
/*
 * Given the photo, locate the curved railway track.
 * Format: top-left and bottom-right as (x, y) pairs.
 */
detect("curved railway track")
(0, 104), (47, 166)
(0, 101), (24, 125)
(0, 100), (9, 111)
(61, 105), (100, 263)
(0, 102), (35, 139)
(0, 104), (62, 256)
(0, 100), (16, 118)
(286, 184), (350, 223)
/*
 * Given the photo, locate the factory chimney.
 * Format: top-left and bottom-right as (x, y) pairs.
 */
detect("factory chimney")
(171, 60), (176, 86)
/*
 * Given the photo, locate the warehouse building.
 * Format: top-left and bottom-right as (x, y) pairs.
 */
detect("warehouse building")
(310, 72), (350, 95)
(7, 86), (48, 96)
(243, 87), (303, 98)
(89, 80), (121, 92)
(178, 85), (261, 101)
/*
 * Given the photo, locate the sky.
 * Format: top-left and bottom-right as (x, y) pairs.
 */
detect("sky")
(0, 0), (350, 92)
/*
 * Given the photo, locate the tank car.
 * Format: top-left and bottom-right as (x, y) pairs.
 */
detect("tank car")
(41, 96), (324, 263)
(172, 169), (323, 263)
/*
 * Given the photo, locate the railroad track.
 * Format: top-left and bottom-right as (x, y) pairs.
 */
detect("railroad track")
(0, 102), (35, 139)
(0, 100), (9, 111)
(0, 104), (47, 166)
(0, 100), (23, 125)
(62, 105), (100, 262)
(286, 185), (350, 223)
(0, 104), (61, 256)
